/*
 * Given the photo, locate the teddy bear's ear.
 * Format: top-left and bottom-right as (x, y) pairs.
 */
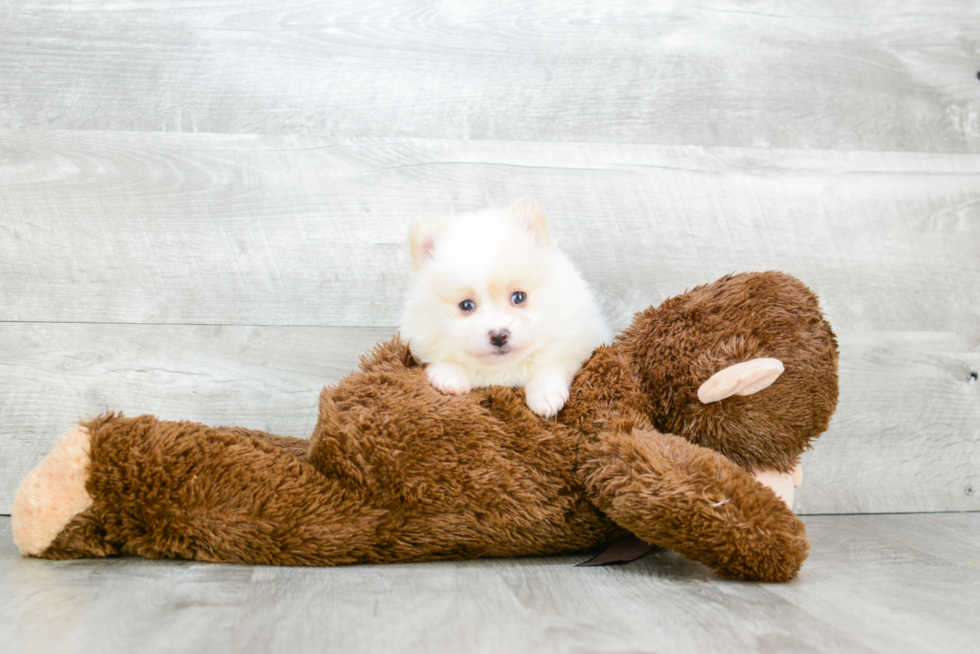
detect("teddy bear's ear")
(508, 199), (552, 245)
(408, 215), (446, 271)
(697, 358), (785, 404)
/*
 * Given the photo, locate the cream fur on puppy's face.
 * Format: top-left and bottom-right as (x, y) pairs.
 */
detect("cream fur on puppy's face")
(401, 200), (610, 418)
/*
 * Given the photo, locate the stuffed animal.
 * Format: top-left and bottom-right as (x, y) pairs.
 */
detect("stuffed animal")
(11, 271), (838, 582)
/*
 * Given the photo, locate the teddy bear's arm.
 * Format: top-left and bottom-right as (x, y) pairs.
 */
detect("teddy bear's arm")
(581, 428), (808, 582)
(697, 358), (785, 404)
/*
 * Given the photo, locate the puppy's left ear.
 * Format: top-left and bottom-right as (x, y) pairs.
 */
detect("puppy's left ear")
(408, 215), (446, 270)
(509, 199), (552, 245)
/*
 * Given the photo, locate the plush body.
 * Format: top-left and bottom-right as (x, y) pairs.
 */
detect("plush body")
(401, 200), (610, 417)
(12, 272), (838, 582)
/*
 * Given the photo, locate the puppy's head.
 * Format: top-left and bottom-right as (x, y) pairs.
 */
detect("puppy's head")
(402, 200), (557, 369)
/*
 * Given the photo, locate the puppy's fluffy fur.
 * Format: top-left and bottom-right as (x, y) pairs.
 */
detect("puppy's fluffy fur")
(401, 200), (610, 417)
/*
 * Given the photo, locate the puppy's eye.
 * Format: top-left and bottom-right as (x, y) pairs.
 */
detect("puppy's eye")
(459, 299), (476, 313)
(510, 291), (527, 306)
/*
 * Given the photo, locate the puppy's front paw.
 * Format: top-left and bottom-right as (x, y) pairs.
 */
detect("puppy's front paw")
(427, 363), (471, 396)
(525, 377), (570, 418)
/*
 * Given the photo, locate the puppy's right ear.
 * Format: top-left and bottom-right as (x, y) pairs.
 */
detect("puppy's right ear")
(408, 215), (446, 270)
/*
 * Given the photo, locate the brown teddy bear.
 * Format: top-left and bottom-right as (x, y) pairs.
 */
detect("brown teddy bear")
(12, 271), (838, 582)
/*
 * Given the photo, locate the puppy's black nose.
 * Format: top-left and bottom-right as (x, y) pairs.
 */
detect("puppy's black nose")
(489, 330), (510, 348)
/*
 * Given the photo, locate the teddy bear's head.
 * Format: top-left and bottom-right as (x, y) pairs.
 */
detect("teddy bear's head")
(612, 272), (839, 473)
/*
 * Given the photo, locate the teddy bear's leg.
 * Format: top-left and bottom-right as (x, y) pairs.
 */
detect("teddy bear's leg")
(582, 428), (808, 582)
(74, 413), (383, 566)
(13, 414), (388, 565)
(11, 424), (94, 556)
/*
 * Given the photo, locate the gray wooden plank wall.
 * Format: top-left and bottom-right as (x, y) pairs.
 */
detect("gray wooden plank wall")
(1, 1), (979, 515)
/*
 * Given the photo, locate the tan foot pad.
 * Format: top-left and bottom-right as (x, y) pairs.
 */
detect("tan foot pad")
(755, 465), (803, 510)
(11, 424), (94, 556)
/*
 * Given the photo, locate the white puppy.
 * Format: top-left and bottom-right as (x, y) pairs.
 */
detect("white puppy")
(400, 200), (610, 417)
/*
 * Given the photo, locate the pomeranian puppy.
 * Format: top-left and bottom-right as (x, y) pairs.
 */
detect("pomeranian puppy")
(400, 199), (610, 417)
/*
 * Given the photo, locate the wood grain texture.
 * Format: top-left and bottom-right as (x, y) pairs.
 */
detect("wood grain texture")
(797, 331), (980, 514)
(1, 1), (978, 151)
(1, 513), (978, 654)
(2, 132), (978, 331)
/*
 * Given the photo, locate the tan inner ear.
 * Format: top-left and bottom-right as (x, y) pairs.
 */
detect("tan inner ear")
(508, 199), (551, 244)
(697, 358), (785, 404)
(408, 215), (446, 270)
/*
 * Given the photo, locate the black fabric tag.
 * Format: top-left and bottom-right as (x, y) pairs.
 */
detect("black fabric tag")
(576, 535), (657, 566)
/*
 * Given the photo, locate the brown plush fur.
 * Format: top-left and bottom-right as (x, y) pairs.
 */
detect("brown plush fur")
(615, 271), (839, 472)
(30, 272), (837, 582)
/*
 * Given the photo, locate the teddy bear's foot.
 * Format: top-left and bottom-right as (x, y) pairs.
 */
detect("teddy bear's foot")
(697, 358), (784, 404)
(11, 424), (94, 556)
(755, 465), (803, 509)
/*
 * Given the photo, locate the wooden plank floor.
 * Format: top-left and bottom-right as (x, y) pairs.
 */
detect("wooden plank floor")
(2, 513), (978, 654)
